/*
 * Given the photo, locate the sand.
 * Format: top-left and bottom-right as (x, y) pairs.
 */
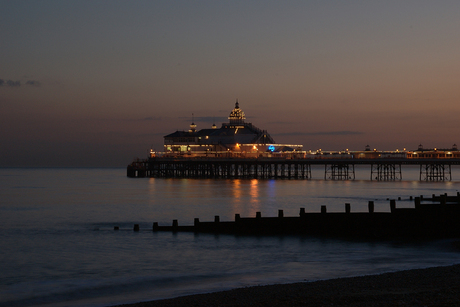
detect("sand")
(112, 264), (460, 306)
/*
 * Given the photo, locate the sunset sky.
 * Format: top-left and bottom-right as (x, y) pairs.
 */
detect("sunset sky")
(1, 1), (460, 167)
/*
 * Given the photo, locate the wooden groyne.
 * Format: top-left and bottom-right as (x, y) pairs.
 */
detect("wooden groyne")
(125, 193), (460, 239)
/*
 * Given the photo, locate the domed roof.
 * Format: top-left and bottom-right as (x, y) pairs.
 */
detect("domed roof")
(228, 100), (245, 124)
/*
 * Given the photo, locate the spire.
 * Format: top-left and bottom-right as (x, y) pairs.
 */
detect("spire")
(189, 113), (197, 132)
(228, 99), (245, 124)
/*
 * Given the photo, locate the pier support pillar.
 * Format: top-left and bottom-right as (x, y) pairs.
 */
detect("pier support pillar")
(420, 163), (451, 181)
(371, 163), (402, 181)
(325, 164), (355, 180)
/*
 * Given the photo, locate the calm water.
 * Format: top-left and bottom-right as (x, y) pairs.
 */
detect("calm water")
(1, 167), (460, 307)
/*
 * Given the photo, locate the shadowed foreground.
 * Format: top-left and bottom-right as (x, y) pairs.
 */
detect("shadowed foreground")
(113, 264), (460, 307)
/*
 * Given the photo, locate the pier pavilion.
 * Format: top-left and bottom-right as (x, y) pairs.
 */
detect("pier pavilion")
(162, 100), (304, 158)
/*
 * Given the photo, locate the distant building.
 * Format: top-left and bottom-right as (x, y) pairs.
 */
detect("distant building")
(162, 101), (304, 157)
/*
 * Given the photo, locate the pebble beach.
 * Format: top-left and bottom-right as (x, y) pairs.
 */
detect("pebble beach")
(113, 264), (460, 307)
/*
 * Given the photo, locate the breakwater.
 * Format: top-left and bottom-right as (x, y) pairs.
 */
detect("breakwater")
(125, 193), (460, 239)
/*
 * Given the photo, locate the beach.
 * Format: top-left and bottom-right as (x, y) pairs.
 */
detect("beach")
(113, 264), (460, 307)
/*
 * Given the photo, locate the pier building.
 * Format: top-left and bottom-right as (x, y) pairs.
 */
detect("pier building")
(162, 100), (304, 158)
(128, 103), (460, 181)
(407, 144), (460, 159)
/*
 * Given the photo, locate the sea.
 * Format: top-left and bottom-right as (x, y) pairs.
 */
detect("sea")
(2, 166), (460, 307)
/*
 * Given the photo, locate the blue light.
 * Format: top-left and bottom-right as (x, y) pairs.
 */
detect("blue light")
(268, 145), (275, 152)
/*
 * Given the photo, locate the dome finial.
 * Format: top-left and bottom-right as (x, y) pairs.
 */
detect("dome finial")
(189, 113), (197, 132)
(212, 116), (217, 129)
(229, 100), (245, 124)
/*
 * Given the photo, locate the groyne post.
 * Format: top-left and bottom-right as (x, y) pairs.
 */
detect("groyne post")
(390, 199), (396, 213)
(321, 205), (327, 214)
(172, 219), (178, 231)
(214, 216), (220, 223)
(414, 197), (421, 209)
(278, 210), (284, 218)
(345, 203), (351, 213)
(368, 201), (374, 213)
(299, 208), (305, 217)
(441, 194), (447, 206)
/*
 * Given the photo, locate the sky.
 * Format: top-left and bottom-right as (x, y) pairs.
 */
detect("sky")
(1, 0), (460, 167)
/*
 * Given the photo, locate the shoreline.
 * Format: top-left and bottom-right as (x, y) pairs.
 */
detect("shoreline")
(112, 264), (460, 306)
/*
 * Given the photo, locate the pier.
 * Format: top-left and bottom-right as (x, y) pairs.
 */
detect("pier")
(126, 193), (460, 239)
(128, 102), (460, 181)
(127, 157), (460, 181)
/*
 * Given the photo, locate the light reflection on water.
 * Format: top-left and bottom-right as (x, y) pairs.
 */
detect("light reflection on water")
(1, 167), (460, 307)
